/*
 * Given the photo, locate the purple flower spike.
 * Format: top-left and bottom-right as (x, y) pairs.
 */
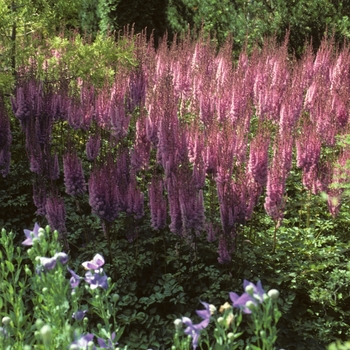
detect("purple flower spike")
(72, 310), (88, 321)
(70, 333), (95, 349)
(67, 267), (82, 288)
(97, 332), (118, 349)
(82, 254), (105, 270)
(22, 223), (41, 246)
(85, 268), (108, 290)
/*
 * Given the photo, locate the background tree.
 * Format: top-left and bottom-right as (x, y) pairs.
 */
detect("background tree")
(166, 0), (350, 55)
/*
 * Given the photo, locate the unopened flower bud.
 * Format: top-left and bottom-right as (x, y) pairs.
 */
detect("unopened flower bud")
(70, 345), (79, 350)
(87, 340), (94, 350)
(174, 318), (182, 331)
(209, 304), (217, 315)
(219, 302), (232, 313)
(217, 316), (225, 326)
(268, 289), (280, 300)
(245, 285), (254, 296)
(42, 287), (48, 294)
(112, 293), (119, 303)
(40, 324), (52, 345)
(25, 265), (32, 276)
(246, 300), (256, 311)
(35, 319), (44, 330)
(227, 332), (235, 341)
(38, 231), (45, 240)
(2, 317), (10, 326)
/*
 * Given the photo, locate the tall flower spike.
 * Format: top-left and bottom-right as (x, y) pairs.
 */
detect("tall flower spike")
(33, 180), (47, 216)
(63, 152), (86, 196)
(45, 195), (67, 237)
(0, 95), (12, 177)
(86, 133), (101, 161)
(89, 160), (119, 223)
(148, 176), (167, 230)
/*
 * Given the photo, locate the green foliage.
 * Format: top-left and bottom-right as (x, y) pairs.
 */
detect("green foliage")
(166, 0), (350, 56)
(0, 120), (36, 234)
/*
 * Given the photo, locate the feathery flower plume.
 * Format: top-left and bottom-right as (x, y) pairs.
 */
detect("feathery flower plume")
(131, 114), (151, 171)
(126, 178), (144, 219)
(247, 131), (270, 187)
(148, 176), (167, 230)
(33, 180), (47, 216)
(63, 152), (86, 196)
(49, 153), (60, 180)
(0, 96), (12, 177)
(86, 133), (101, 161)
(89, 160), (119, 223)
(45, 195), (67, 237)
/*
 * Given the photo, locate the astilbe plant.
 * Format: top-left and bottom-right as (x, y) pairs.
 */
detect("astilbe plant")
(88, 158), (120, 226)
(7, 32), (350, 264)
(63, 152), (87, 196)
(0, 95), (12, 177)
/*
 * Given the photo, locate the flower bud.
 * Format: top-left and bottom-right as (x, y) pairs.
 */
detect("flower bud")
(268, 289), (280, 300)
(217, 316), (225, 326)
(35, 318), (44, 330)
(227, 332), (235, 341)
(42, 287), (48, 294)
(2, 316), (11, 326)
(245, 300), (256, 312)
(112, 293), (119, 303)
(209, 304), (217, 315)
(174, 318), (182, 331)
(40, 324), (52, 345)
(24, 265), (32, 277)
(69, 345), (79, 350)
(38, 231), (45, 240)
(245, 285), (254, 296)
(219, 302), (232, 313)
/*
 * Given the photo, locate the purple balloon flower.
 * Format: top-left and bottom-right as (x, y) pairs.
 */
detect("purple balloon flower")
(70, 333), (95, 349)
(72, 310), (88, 321)
(82, 254), (105, 270)
(97, 332), (118, 349)
(22, 223), (40, 246)
(181, 301), (212, 350)
(54, 252), (69, 265)
(84, 268), (108, 290)
(67, 267), (82, 288)
(39, 257), (57, 271)
(230, 280), (266, 314)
